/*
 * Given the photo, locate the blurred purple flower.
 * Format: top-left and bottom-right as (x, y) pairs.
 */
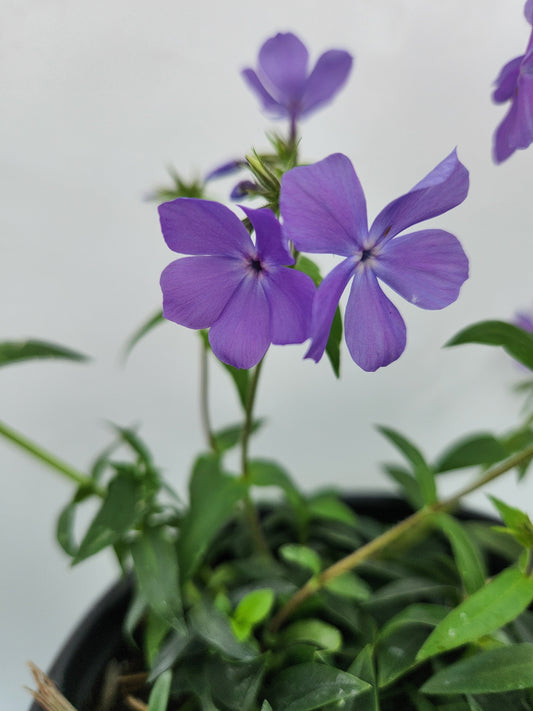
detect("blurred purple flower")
(242, 32), (353, 128)
(230, 180), (259, 200)
(205, 159), (247, 182)
(159, 199), (315, 369)
(492, 4), (533, 163)
(281, 151), (469, 372)
(515, 310), (533, 333)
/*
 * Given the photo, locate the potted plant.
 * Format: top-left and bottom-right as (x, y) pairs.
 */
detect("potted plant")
(4, 7), (533, 710)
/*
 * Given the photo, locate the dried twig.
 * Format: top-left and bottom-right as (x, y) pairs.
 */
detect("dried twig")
(26, 663), (79, 711)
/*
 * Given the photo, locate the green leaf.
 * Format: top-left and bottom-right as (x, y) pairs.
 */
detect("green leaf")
(382, 463), (424, 509)
(189, 598), (258, 661)
(248, 458), (305, 516)
(231, 589), (274, 641)
(325, 306), (342, 378)
(130, 526), (183, 628)
(280, 619), (343, 652)
(376, 604), (448, 687)
(446, 320), (533, 371)
(213, 419), (264, 453)
(148, 669), (173, 711)
(417, 567), (533, 661)
(267, 663), (370, 711)
(260, 702), (273, 711)
(435, 434), (508, 473)
(307, 492), (358, 526)
(422, 643), (533, 694)
(177, 455), (247, 580)
(74, 473), (144, 563)
(324, 571), (371, 601)
(347, 645), (379, 711)
(0, 339), (88, 368)
(490, 496), (533, 549)
(123, 309), (164, 359)
(434, 513), (486, 595)
(279, 544), (321, 575)
(295, 255), (322, 286)
(377, 426), (436, 505)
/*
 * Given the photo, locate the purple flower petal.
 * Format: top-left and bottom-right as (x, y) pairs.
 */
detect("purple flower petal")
(369, 150), (469, 246)
(241, 68), (285, 117)
(281, 153), (368, 255)
(258, 33), (309, 105)
(373, 229), (469, 310)
(493, 66), (533, 163)
(526, 0), (533, 24)
(208, 276), (271, 369)
(159, 198), (252, 256)
(493, 56), (523, 103)
(264, 267), (315, 344)
(305, 257), (356, 362)
(344, 268), (406, 372)
(160, 256), (244, 329)
(240, 205), (294, 266)
(205, 159), (247, 182)
(301, 49), (354, 116)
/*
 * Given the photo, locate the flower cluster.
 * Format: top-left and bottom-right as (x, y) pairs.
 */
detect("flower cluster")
(159, 32), (471, 373)
(492, 0), (533, 162)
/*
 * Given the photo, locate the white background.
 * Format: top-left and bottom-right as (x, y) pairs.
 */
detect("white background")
(2, 0), (533, 707)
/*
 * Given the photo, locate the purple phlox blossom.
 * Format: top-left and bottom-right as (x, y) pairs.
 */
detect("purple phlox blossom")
(242, 32), (353, 128)
(230, 180), (259, 200)
(280, 151), (469, 372)
(492, 3), (533, 163)
(158, 199), (315, 369)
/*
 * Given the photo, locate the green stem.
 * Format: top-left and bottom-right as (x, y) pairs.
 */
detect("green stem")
(0, 418), (103, 496)
(240, 358), (265, 482)
(269, 442), (533, 632)
(199, 339), (218, 453)
(240, 358), (269, 554)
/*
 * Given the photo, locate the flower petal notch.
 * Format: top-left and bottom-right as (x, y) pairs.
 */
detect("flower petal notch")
(159, 199), (315, 369)
(242, 32), (353, 124)
(281, 151), (469, 372)
(492, 4), (533, 163)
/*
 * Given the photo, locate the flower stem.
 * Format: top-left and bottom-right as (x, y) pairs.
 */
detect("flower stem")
(0, 418), (103, 496)
(240, 358), (269, 554)
(269, 442), (533, 632)
(199, 339), (218, 453)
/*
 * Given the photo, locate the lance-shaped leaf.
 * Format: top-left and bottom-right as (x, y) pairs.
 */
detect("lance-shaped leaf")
(0, 339), (88, 368)
(267, 663), (370, 711)
(147, 669), (173, 711)
(422, 643), (533, 695)
(130, 526), (183, 628)
(177, 455), (247, 581)
(377, 426), (436, 505)
(74, 473), (144, 563)
(434, 513), (486, 594)
(434, 433), (508, 473)
(417, 567), (533, 661)
(447, 320), (533, 371)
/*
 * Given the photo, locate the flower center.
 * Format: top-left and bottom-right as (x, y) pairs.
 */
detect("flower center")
(361, 249), (373, 262)
(249, 257), (263, 273)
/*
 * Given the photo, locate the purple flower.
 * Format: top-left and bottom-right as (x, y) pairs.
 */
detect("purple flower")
(158, 199), (315, 369)
(242, 32), (353, 126)
(515, 309), (533, 333)
(492, 4), (533, 163)
(280, 151), (469, 372)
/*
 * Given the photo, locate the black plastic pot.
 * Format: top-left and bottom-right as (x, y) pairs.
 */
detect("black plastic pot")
(27, 495), (501, 711)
